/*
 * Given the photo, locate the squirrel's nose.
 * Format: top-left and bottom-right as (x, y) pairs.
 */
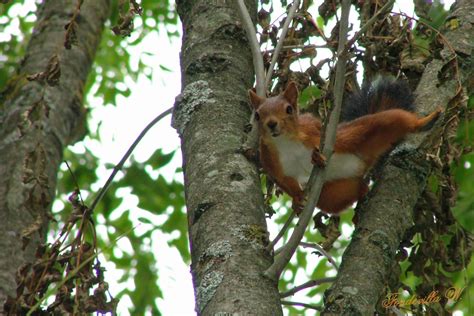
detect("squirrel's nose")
(267, 120), (277, 130)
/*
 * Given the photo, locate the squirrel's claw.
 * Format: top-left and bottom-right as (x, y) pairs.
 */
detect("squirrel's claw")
(311, 147), (327, 168)
(292, 195), (307, 215)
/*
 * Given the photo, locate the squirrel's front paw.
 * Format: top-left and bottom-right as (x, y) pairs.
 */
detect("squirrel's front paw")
(311, 147), (327, 168)
(292, 196), (307, 215)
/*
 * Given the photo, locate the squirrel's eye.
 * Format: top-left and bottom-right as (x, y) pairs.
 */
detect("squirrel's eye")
(286, 105), (293, 114)
(254, 112), (260, 121)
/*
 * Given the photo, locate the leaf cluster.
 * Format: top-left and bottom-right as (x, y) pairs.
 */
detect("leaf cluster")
(4, 190), (117, 315)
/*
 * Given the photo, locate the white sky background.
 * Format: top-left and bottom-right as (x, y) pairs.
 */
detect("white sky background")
(1, 0), (461, 315)
(81, 18), (196, 315)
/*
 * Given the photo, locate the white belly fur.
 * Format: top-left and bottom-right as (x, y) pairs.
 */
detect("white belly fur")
(272, 136), (366, 186)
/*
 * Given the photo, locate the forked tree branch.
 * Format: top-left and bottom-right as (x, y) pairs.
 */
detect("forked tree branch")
(300, 242), (339, 270)
(264, 0), (352, 281)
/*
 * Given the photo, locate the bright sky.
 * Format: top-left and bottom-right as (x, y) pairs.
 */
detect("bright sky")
(80, 23), (196, 316)
(2, 0), (460, 315)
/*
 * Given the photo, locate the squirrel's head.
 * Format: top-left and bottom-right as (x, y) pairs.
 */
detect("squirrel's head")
(248, 82), (299, 138)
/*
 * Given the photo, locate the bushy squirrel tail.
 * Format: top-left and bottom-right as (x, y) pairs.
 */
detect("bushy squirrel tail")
(341, 77), (415, 122)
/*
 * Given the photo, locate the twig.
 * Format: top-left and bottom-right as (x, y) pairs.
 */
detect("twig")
(236, 0), (266, 97)
(264, 0), (351, 281)
(345, 0), (395, 49)
(281, 301), (322, 311)
(267, 212), (295, 252)
(64, 161), (85, 205)
(280, 277), (336, 298)
(26, 225), (137, 316)
(264, 0), (300, 89)
(264, 43), (329, 53)
(89, 107), (173, 213)
(300, 242), (339, 270)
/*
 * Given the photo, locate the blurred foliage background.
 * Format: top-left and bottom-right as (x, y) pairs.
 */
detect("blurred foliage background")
(0, 0), (472, 315)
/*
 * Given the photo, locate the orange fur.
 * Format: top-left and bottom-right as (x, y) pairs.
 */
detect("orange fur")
(249, 82), (441, 215)
(318, 178), (369, 214)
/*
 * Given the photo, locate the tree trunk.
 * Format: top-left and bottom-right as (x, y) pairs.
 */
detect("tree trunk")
(174, 1), (282, 314)
(0, 0), (110, 309)
(322, 0), (474, 314)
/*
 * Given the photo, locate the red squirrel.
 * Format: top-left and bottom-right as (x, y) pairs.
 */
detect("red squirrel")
(248, 79), (442, 215)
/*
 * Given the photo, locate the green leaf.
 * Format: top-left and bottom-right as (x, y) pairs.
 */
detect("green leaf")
(298, 85), (321, 108)
(147, 149), (175, 169)
(138, 217), (154, 225)
(159, 64), (172, 72)
(316, 16), (325, 30)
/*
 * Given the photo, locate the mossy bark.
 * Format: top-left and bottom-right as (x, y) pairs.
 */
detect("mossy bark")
(0, 0), (111, 309)
(174, 0), (283, 314)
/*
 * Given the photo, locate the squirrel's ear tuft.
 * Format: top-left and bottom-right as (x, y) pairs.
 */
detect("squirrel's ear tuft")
(248, 89), (265, 110)
(283, 82), (298, 106)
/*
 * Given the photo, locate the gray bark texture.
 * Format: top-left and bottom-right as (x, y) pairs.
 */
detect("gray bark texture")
(0, 0), (110, 309)
(322, 0), (474, 314)
(174, 0), (283, 315)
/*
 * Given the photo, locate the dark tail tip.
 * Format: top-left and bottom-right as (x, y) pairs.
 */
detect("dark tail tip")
(341, 77), (415, 122)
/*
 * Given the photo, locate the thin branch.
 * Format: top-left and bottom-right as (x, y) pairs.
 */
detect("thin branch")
(89, 106), (173, 213)
(281, 301), (322, 311)
(264, 43), (329, 53)
(64, 161), (85, 205)
(267, 212), (295, 252)
(264, 0), (351, 281)
(264, 0), (300, 89)
(280, 277), (336, 298)
(300, 242), (339, 270)
(236, 0), (266, 97)
(345, 0), (395, 49)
